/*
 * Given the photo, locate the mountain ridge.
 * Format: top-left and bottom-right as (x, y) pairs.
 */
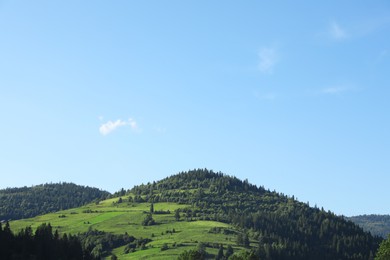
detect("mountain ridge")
(6, 169), (384, 259)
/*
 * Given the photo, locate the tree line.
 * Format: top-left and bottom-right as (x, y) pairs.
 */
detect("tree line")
(0, 221), (95, 259)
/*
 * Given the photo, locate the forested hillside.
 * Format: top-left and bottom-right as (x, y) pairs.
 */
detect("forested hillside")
(348, 215), (390, 238)
(0, 183), (110, 220)
(7, 170), (383, 259)
(128, 169), (381, 259)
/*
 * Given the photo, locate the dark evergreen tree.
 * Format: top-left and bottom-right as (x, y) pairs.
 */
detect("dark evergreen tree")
(175, 209), (181, 221)
(0, 222), (94, 259)
(225, 245), (234, 259)
(142, 214), (155, 226)
(216, 245), (224, 260)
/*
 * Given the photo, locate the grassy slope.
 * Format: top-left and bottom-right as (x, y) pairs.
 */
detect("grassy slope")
(10, 196), (247, 259)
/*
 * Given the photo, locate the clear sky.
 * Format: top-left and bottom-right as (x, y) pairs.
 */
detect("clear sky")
(1, 1), (389, 216)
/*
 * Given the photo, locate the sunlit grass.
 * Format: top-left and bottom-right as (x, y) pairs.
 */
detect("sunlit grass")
(10, 199), (246, 259)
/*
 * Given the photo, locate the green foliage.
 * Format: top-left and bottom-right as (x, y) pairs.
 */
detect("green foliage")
(175, 209), (181, 221)
(216, 245), (224, 260)
(178, 248), (205, 260)
(0, 182), (109, 220)
(0, 222), (93, 259)
(376, 235), (390, 260)
(236, 231), (250, 248)
(196, 242), (207, 258)
(142, 213), (156, 226)
(226, 245), (234, 258)
(78, 227), (152, 257)
(161, 243), (169, 251)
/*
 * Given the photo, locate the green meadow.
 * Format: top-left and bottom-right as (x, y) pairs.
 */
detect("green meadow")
(10, 197), (247, 259)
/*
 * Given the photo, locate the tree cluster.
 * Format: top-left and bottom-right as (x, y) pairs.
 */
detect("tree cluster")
(77, 228), (145, 258)
(0, 222), (94, 260)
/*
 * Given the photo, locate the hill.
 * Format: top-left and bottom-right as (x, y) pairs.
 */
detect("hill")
(348, 215), (390, 238)
(0, 182), (110, 220)
(9, 169), (382, 259)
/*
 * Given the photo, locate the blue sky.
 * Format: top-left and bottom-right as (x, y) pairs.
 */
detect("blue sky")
(1, 1), (389, 216)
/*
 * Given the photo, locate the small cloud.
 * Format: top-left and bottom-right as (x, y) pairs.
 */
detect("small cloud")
(99, 118), (138, 135)
(329, 21), (347, 40)
(258, 47), (279, 74)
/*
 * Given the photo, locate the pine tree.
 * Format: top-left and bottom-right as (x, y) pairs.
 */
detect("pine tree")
(216, 245), (224, 260)
(175, 209), (180, 221)
(226, 245), (233, 259)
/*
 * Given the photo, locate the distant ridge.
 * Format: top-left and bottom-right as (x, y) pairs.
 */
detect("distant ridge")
(348, 215), (390, 238)
(0, 182), (110, 220)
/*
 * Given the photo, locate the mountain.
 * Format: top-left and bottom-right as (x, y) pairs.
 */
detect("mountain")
(129, 169), (381, 259)
(348, 215), (390, 238)
(0, 182), (110, 220)
(8, 169), (382, 259)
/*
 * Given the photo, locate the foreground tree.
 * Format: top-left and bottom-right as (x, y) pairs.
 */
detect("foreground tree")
(376, 235), (390, 260)
(0, 222), (94, 259)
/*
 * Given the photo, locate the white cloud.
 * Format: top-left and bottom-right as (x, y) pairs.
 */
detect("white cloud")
(329, 21), (347, 40)
(99, 118), (138, 135)
(258, 47), (279, 74)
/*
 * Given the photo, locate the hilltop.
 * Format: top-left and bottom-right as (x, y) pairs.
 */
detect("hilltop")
(9, 169), (381, 259)
(0, 182), (110, 220)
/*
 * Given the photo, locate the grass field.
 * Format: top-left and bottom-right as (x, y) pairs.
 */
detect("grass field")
(10, 198), (248, 259)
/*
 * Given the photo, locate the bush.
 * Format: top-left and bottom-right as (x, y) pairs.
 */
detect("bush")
(161, 243), (169, 251)
(142, 214), (155, 226)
